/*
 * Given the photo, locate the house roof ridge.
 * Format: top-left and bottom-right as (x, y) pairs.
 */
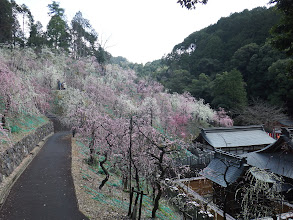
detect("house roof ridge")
(202, 125), (264, 133)
(215, 149), (246, 161)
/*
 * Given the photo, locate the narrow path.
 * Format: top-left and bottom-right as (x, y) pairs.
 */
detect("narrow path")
(0, 131), (88, 220)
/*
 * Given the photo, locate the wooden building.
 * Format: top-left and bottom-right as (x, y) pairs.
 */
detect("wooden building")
(194, 125), (276, 154)
(199, 127), (293, 219)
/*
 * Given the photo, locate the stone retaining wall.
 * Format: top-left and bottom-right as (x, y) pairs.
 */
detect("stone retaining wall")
(0, 121), (54, 183)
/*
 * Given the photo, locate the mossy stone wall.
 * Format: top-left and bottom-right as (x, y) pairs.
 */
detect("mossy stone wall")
(0, 122), (53, 183)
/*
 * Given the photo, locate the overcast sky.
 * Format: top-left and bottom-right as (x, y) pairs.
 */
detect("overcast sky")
(15, 0), (272, 64)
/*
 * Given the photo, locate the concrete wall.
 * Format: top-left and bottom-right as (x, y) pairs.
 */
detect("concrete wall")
(0, 122), (53, 183)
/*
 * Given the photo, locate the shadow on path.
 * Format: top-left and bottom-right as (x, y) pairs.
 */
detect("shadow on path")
(0, 131), (88, 220)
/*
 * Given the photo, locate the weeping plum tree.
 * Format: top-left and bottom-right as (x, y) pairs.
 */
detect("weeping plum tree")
(236, 167), (284, 219)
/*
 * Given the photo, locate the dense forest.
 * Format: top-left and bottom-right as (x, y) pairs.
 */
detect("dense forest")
(125, 6), (293, 118)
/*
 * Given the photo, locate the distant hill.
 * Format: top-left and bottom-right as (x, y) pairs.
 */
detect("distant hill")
(172, 6), (280, 70)
(135, 7), (292, 115)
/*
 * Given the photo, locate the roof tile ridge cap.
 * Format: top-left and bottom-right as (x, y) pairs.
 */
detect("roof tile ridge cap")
(203, 127), (234, 133)
(203, 125), (264, 133)
(215, 149), (246, 160)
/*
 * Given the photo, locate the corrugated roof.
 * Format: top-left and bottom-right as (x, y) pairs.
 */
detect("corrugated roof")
(200, 151), (246, 187)
(200, 125), (275, 148)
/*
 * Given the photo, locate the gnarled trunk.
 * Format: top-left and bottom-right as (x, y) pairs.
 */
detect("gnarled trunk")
(99, 153), (109, 189)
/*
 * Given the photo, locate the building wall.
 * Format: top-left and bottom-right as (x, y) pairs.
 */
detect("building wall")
(185, 178), (213, 197)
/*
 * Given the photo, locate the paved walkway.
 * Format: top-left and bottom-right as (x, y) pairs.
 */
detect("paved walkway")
(0, 131), (88, 220)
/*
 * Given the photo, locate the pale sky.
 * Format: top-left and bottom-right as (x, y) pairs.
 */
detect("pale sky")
(15, 0), (272, 64)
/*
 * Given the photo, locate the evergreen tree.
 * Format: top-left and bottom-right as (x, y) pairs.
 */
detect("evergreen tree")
(0, 0), (13, 44)
(267, 58), (293, 114)
(0, 0), (25, 47)
(270, 0), (293, 56)
(212, 69), (247, 110)
(27, 21), (46, 48)
(46, 1), (71, 51)
(71, 11), (97, 58)
(270, 0), (293, 73)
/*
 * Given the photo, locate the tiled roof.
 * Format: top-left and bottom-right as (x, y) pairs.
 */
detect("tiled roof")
(197, 125), (275, 148)
(243, 134), (293, 179)
(200, 150), (246, 187)
(244, 152), (293, 179)
(278, 119), (293, 127)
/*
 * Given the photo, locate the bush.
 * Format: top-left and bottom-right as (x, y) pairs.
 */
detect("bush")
(10, 125), (21, 133)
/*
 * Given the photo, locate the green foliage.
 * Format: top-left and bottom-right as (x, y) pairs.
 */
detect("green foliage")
(187, 73), (212, 103)
(267, 58), (293, 114)
(46, 2), (70, 51)
(0, 0), (29, 47)
(171, 7), (280, 72)
(230, 43), (260, 81)
(0, 0), (13, 44)
(270, 0), (293, 56)
(10, 125), (21, 133)
(7, 114), (48, 133)
(164, 69), (193, 93)
(47, 15), (71, 51)
(212, 69), (247, 109)
(138, 7), (293, 115)
(177, 0), (208, 10)
(48, 1), (65, 17)
(27, 21), (46, 48)
(270, 0), (293, 76)
(86, 156), (99, 167)
(71, 11), (97, 59)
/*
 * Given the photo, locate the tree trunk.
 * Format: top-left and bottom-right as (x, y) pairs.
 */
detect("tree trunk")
(1, 116), (6, 128)
(151, 147), (166, 219)
(131, 158), (140, 219)
(152, 186), (156, 202)
(2, 96), (11, 130)
(122, 175), (128, 191)
(128, 187), (134, 216)
(222, 162), (229, 220)
(88, 128), (96, 165)
(99, 153), (109, 190)
(128, 116), (133, 216)
(152, 182), (162, 219)
(223, 189), (227, 220)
